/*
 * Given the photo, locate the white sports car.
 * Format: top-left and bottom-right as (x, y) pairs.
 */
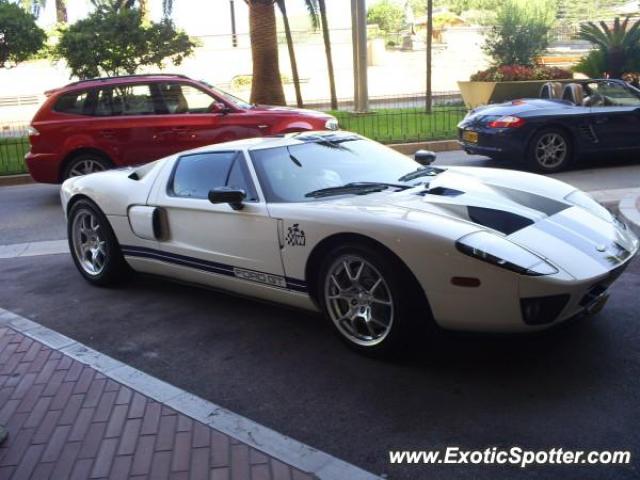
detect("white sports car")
(61, 131), (638, 356)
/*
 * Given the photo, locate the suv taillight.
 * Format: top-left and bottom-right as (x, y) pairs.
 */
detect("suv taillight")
(487, 115), (525, 128)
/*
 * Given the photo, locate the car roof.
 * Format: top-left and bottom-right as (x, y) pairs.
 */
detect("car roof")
(46, 73), (196, 96)
(176, 131), (362, 156)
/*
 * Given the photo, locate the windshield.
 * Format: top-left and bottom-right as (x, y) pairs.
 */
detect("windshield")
(250, 138), (425, 203)
(585, 81), (640, 106)
(198, 80), (252, 109)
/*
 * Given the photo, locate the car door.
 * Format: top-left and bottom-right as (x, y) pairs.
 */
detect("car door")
(154, 82), (263, 153)
(587, 82), (640, 150)
(90, 83), (169, 165)
(148, 150), (286, 290)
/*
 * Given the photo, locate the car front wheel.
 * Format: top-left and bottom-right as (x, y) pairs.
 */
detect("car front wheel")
(67, 200), (129, 286)
(318, 243), (428, 357)
(526, 128), (573, 173)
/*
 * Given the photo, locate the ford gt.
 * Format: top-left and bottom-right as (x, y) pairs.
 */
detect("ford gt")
(61, 131), (639, 356)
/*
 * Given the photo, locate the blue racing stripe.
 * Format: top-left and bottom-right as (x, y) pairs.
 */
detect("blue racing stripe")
(121, 245), (308, 293)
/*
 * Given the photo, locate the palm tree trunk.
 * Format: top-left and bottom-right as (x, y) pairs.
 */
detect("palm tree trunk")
(55, 0), (67, 23)
(249, 1), (286, 105)
(277, 0), (303, 107)
(139, 0), (150, 22)
(318, 0), (337, 110)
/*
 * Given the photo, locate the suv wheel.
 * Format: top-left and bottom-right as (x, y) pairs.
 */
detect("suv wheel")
(63, 154), (112, 180)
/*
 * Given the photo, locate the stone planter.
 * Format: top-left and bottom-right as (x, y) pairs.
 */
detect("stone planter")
(458, 80), (574, 109)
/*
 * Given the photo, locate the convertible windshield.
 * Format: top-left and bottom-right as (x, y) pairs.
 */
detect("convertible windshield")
(250, 138), (424, 202)
(585, 81), (640, 106)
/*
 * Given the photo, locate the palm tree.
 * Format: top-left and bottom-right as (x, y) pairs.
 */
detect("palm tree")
(246, 0), (286, 105)
(276, 0), (304, 107)
(316, 0), (337, 110)
(578, 17), (640, 78)
(55, 0), (67, 22)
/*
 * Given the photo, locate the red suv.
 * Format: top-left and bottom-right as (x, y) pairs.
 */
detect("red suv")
(26, 74), (338, 183)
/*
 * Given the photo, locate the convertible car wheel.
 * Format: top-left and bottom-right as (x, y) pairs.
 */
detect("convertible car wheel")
(67, 200), (129, 286)
(319, 244), (422, 357)
(527, 128), (573, 173)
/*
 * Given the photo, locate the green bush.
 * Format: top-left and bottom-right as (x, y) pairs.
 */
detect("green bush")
(54, 6), (196, 79)
(367, 0), (404, 33)
(482, 0), (556, 66)
(0, 0), (46, 68)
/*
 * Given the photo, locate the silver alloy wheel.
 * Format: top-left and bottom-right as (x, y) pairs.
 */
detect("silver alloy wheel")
(68, 158), (106, 177)
(535, 133), (567, 169)
(71, 210), (107, 276)
(324, 255), (394, 347)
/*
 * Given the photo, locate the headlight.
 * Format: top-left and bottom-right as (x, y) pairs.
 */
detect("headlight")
(325, 118), (339, 131)
(456, 231), (558, 276)
(564, 190), (613, 223)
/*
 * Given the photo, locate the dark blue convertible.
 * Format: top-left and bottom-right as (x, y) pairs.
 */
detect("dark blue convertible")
(458, 79), (640, 173)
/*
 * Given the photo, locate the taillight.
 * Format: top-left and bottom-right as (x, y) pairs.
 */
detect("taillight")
(27, 126), (39, 136)
(487, 115), (525, 128)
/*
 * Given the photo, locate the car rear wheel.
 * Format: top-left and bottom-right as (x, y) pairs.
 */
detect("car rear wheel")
(68, 200), (129, 286)
(63, 154), (111, 180)
(526, 128), (573, 173)
(318, 243), (428, 357)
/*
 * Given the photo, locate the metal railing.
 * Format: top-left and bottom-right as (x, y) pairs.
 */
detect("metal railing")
(0, 123), (30, 175)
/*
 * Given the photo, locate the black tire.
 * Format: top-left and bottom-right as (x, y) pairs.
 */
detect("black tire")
(62, 153), (112, 181)
(67, 199), (129, 286)
(525, 128), (573, 173)
(317, 243), (430, 358)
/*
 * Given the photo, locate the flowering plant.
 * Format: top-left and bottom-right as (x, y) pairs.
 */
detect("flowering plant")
(470, 65), (572, 82)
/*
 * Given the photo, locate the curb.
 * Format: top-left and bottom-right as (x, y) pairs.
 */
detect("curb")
(0, 173), (33, 187)
(389, 139), (460, 155)
(0, 307), (382, 480)
(619, 193), (640, 237)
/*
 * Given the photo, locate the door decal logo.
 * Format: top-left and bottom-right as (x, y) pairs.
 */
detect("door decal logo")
(286, 224), (306, 247)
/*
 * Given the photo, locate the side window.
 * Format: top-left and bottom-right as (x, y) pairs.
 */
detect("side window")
(170, 152), (257, 201)
(95, 84), (156, 116)
(158, 83), (216, 114)
(54, 91), (90, 115)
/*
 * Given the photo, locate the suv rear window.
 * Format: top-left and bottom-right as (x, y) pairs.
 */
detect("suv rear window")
(54, 90), (91, 115)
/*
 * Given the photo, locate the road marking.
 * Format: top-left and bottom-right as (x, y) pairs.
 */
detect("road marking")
(0, 239), (68, 258)
(0, 307), (382, 480)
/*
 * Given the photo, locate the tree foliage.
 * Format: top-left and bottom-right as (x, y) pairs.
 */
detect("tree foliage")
(0, 0), (46, 68)
(54, 6), (195, 79)
(482, 0), (556, 66)
(574, 17), (640, 78)
(367, 0), (405, 33)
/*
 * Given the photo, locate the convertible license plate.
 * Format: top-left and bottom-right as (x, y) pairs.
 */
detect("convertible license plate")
(462, 130), (478, 143)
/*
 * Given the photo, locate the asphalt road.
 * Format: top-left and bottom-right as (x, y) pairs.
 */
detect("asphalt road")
(0, 253), (638, 480)
(1, 152), (640, 479)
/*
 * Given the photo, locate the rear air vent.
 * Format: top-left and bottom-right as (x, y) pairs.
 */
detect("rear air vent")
(467, 206), (534, 235)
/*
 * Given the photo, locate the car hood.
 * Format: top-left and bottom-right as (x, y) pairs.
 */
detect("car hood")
(316, 167), (638, 276)
(251, 104), (331, 118)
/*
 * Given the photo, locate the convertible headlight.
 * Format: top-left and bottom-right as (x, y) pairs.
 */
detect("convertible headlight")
(564, 190), (613, 223)
(325, 117), (339, 131)
(456, 231), (558, 276)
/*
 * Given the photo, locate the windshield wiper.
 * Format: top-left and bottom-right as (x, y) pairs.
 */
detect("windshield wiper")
(305, 182), (410, 199)
(398, 166), (444, 183)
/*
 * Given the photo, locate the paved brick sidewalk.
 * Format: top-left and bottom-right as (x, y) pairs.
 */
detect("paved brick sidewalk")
(0, 326), (315, 480)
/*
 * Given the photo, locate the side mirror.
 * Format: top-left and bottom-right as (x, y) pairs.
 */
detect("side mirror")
(208, 187), (246, 210)
(210, 102), (229, 114)
(415, 149), (436, 165)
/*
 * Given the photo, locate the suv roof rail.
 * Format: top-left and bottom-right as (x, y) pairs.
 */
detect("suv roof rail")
(65, 73), (192, 87)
